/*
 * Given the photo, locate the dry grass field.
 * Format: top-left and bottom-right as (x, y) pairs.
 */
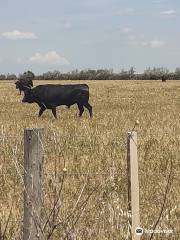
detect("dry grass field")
(0, 80), (179, 239)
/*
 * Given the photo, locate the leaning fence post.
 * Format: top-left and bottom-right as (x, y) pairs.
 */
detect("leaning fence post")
(23, 128), (44, 240)
(127, 131), (141, 240)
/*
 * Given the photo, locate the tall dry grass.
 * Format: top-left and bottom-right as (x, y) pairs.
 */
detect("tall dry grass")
(0, 80), (179, 239)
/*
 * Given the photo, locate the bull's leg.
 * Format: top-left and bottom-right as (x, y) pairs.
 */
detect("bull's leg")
(84, 102), (93, 118)
(77, 104), (84, 117)
(38, 107), (46, 117)
(19, 90), (21, 95)
(52, 108), (57, 119)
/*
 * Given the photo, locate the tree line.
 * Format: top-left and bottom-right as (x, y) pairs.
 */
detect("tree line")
(1, 67), (180, 81)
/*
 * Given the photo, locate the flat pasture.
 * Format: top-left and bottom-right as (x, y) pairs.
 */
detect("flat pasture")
(0, 80), (179, 239)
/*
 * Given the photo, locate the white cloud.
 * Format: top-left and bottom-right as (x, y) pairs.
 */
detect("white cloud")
(29, 51), (70, 65)
(2, 30), (37, 40)
(160, 10), (176, 15)
(127, 38), (166, 48)
(150, 40), (166, 48)
(142, 40), (166, 48)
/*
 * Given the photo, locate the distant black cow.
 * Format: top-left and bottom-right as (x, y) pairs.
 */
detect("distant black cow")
(15, 79), (33, 95)
(161, 75), (167, 82)
(22, 84), (93, 118)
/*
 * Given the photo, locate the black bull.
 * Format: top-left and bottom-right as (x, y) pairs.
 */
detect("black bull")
(15, 79), (33, 95)
(22, 84), (93, 118)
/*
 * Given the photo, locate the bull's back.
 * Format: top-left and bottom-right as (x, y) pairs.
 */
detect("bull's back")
(33, 84), (89, 106)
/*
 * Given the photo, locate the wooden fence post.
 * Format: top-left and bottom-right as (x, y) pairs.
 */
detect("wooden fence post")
(23, 128), (44, 240)
(127, 131), (141, 240)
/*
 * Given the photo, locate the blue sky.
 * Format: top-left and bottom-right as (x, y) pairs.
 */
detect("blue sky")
(0, 0), (180, 74)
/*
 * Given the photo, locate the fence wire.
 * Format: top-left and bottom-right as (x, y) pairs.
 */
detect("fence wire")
(0, 130), (178, 240)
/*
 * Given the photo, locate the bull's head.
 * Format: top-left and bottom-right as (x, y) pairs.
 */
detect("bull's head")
(15, 81), (20, 89)
(22, 88), (34, 103)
